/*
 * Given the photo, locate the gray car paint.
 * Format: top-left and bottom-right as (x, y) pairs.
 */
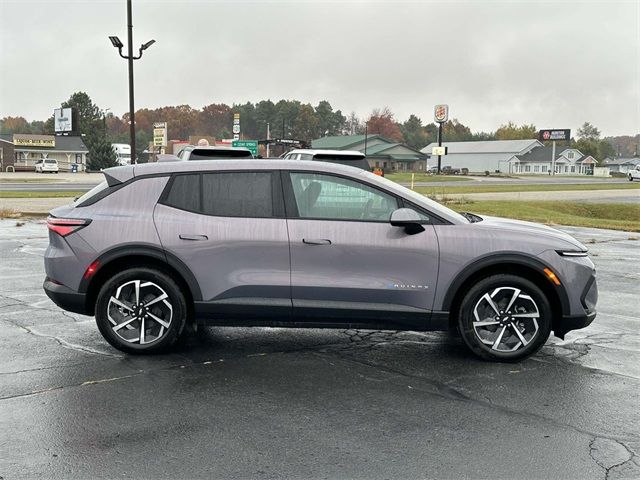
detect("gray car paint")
(45, 159), (595, 331)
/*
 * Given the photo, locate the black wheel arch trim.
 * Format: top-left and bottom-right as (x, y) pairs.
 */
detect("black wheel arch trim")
(441, 251), (570, 316)
(78, 243), (202, 301)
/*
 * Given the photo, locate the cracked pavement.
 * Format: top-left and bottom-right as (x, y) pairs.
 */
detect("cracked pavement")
(0, 219), (638, 479)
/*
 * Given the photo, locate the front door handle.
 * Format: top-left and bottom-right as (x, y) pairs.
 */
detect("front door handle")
(179, 234), (208, 241)
(303, 238), (332, 245)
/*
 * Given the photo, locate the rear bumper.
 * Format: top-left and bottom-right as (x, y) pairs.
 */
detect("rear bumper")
(43, 278), (90, 315)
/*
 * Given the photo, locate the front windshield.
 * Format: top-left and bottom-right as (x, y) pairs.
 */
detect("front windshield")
(358, 170), (470, 224)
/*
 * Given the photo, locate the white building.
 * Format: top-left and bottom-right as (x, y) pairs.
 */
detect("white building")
(514, 146), (597, 175)
(421, 139), (541, 173)
(603, 157), (640, 173)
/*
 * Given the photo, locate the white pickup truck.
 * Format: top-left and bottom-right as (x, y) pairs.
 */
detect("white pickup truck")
(628, 165), (640, 181)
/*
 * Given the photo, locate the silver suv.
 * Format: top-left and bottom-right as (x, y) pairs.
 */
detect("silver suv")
(43, 160), (597, 361)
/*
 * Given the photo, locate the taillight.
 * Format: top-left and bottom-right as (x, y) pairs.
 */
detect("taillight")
(47, 217), (91, 237)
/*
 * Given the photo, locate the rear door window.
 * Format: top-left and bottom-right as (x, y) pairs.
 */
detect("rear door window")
(162, 171), (282, 218)
(202, 172), (274, 218)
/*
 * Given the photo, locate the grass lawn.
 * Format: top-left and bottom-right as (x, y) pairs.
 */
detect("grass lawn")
(415, 182), (640, 195)
(449, 201), (640, 232)
(0, 191), (84, 198)
(385, 173), (472, 183)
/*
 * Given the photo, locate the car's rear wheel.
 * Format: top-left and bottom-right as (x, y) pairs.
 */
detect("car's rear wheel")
(458, 274), (552, 362)
(95, 267), (187, 354)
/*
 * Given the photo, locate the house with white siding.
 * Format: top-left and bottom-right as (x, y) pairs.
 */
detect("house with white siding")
(514, 146), (597, 175)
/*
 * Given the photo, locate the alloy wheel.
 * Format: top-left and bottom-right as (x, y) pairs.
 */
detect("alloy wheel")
(472, 286), (540, 352)
(107, 280), (173, 345)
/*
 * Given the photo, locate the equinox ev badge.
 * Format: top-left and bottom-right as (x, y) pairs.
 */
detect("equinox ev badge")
(389, 283), (429, 290)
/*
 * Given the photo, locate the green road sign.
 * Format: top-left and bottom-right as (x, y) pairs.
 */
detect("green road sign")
(232, 140), (259, 156)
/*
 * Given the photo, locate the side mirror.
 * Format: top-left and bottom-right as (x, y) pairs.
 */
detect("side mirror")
(389, 208), (425, 235)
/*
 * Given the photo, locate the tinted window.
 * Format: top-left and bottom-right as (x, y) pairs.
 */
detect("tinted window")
(202, 172), (273, 218)
(188, 149), (253, 160)
(164, 174), (200, 212)
(289, 172), (398, 221)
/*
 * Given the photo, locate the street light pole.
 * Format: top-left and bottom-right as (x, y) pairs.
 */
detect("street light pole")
(126, 0), (136, 164)
(109, 0), (155, 165)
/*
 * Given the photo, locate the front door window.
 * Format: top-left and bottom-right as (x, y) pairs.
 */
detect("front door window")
(289, 172), (398, 222)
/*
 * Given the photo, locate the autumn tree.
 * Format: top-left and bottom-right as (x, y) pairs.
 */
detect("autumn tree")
(366, 107), (403, 142)
(0, 117), (47, 134)
(442, 119), (474, 142)
(494, 121), (537, 140)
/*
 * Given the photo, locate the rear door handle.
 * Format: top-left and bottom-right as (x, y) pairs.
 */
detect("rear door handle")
(179, 234), (208, 241)
(302, 238), (332, 245)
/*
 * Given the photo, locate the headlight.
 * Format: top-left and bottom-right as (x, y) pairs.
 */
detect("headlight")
(556, 250), (589, 257)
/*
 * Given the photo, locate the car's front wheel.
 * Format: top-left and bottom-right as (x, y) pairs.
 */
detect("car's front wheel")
(95, 267), (188, 354)
(458, 274), (552, 362)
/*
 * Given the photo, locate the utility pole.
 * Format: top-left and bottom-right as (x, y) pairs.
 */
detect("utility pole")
(364, 123), (368, 156)
(109, 0), (155, 165)
(266, 122), (270, 158)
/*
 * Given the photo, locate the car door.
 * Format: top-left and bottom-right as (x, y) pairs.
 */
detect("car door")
(283, 170), (440, 328)
(153, 170), (291, 321)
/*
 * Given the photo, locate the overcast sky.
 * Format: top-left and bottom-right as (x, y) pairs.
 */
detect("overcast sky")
(1, 0), (638, 136)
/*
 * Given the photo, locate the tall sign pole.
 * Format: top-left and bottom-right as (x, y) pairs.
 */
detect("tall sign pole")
(539, 129), (571, 176)
(434, 104), (449, 174)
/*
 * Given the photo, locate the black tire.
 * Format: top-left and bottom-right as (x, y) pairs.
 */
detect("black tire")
(95, 267), (188, 354)
(457, 274), (552, 362)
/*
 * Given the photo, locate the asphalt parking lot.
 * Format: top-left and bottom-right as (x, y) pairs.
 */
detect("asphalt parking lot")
(1, 219), (638, 479)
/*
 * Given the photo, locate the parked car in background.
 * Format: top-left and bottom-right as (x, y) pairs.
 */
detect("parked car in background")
(628, 165), (640, 181)
(112, 143), (132, 166)
(35, 158), (59, 173)
(44, 159), (597, 362)
(442, 166), (461, 175)
(177, 145), (253, 160)
(283, 149), (371, 171)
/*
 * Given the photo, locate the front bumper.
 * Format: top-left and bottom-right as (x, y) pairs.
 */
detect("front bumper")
(554, 273), (597, 339)
(43, 277), (90, 315)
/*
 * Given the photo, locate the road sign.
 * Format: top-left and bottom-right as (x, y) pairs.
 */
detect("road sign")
(232, 140), (259, 156)
(539, 129), (570, 141)
(153, 122), (167, 147)
(431, 146), (448, 156)
(232, 125), (240, 134)
(434, 104), (449, 123)
(233, 134), (240, 140)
